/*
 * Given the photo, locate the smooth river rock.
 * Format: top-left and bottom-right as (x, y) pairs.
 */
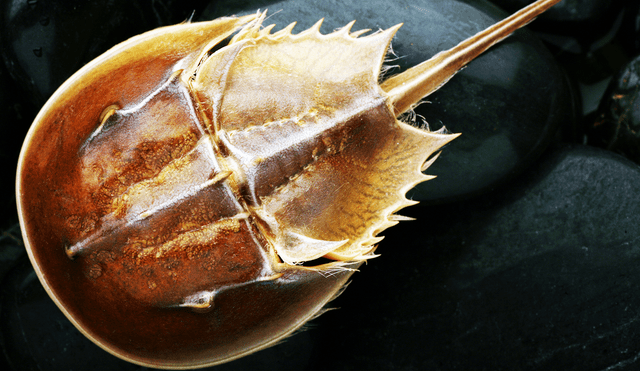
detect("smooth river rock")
(0, 0), (208, 106)
(588, 54), (640, 164)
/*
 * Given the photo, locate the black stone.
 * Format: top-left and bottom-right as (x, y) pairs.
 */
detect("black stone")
(0, 224), (25, 288)
(202, 0), (576, 203)
(631, 4), (640, 53)
(0, 64), (32, 228)
(588, 54), (640, 163)
(0, 0), (208, 107)
(0, 261), (313, 371)
(491, 0), (619, 23)
(306, 144), (640, 370)
(490, 0), (627, 56)
(0, 258), (144, 371)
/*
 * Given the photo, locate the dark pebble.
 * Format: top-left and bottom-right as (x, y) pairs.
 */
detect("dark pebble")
(0, 64), (32, 228)
(0, 0), (207, 107)
(305, 144), (640, 370)
(490, 0), (627, 62)
(0, 224), (25, 285)
(491, 0), (619, 23)
(488, 3), (635, 143)
(629, 3), (640, 53)
(588, 54), (640, 163)
(0, 258), (144, 371)
(0, 259), (313, 371)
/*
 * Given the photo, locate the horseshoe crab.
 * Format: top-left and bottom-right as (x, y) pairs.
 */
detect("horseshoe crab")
(16, 0), (562, 368)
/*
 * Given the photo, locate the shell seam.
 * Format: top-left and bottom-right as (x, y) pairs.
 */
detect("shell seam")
(226, 109), (317, 137)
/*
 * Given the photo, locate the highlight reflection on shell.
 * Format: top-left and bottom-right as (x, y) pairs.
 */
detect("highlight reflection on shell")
(16, 0), (562, 368)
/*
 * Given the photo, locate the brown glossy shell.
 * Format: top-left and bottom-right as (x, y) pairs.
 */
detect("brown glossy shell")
(16, 1), (562, 368)
(16, 14), (448, 368)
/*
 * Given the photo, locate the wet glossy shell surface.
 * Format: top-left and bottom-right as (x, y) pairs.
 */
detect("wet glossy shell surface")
(16, 14), (451, 368)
